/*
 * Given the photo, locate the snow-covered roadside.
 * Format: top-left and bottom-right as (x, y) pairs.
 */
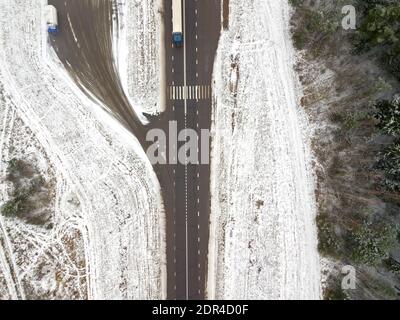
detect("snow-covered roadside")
(117, 0), (165, 116)
(0, 0), (165, 299)
(207, 0), (321, 300)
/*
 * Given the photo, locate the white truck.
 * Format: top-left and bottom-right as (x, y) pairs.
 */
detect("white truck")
(44, 5), (58, 34)
(172, 0), (183, 47)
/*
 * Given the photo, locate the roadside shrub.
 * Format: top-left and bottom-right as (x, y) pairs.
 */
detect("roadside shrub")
(351, 221), (397, 266)
(377, 141), (400, 191)
(291, 8), (338, 52)
(356, 5), (400, 48)
(357, 0), (400, 14)
(355, 3), (400, 80)
(325, 285), (348, 300)
(1, 159), (45, 220)
(1, 201), (19, 217)
(317, 215), (341, 258)
(374, 98), (400, 191)
(383, 256), (400, 275)
(375, 98), (400, 136)
(6, 158), (23, 180)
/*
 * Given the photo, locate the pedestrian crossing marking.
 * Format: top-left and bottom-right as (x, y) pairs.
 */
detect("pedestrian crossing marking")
(168, 85), (211, 100)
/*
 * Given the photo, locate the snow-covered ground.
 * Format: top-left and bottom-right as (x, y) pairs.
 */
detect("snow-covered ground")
(0, 100), (87, 299)
(207, 0), (321, 300)
(116, 0), (165, 116)
(0, 0), (165, 299)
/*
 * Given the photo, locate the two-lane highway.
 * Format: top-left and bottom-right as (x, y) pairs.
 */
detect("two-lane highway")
(161, 0), (221, 300)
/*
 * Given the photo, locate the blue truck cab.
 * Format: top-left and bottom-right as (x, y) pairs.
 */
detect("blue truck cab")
(48, 25), (58, 35)
(173, 32), (183, 47)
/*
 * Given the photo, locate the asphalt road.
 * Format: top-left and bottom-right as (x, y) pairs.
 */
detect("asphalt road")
(47, 0), (221, 300)
(161, 0), (221, 299)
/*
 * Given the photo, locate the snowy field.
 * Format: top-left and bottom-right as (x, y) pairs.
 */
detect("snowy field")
(0, 0), (165, 299)
(207, 0), (321, 299)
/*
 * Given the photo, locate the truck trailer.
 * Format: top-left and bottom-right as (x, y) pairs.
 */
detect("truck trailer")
(172, 0), (183, 47)
(44, 5), (58, 34)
